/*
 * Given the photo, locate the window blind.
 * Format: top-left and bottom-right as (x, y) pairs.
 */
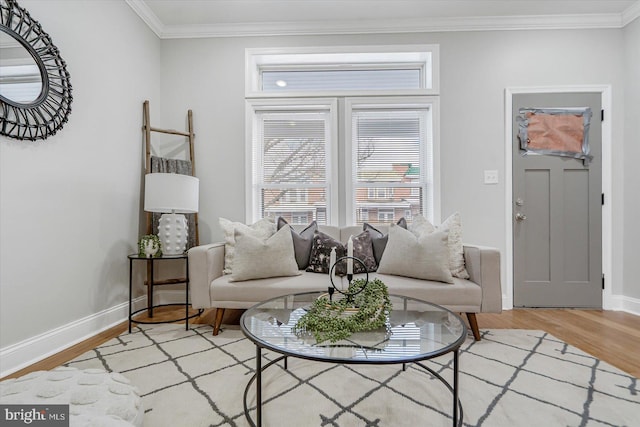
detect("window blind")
(262, 69), (421, 92)
(351, 108), (430, 224)
(255, 110), (331, 223)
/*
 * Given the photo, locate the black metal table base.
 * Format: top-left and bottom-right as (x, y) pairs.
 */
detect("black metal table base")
(243, 346), (463, 427)
(128, 254), (199, 333)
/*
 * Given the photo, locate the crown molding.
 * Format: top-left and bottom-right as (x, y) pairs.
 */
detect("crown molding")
(159, 14), (624, 39)
(125, 0), (164, 38)
(622, 0), (640, 26)
(125, 1), (635, 39)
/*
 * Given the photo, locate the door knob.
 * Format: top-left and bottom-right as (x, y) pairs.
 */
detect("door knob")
(515, 212), (527, 221)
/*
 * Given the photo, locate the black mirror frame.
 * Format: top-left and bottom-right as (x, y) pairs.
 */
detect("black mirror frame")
(0, 0), (72, 141)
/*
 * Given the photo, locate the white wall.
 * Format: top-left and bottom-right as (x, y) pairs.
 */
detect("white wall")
(623, 18), (640, 301)
(159, 28), (632, 303)
(0, 0), (161, 372)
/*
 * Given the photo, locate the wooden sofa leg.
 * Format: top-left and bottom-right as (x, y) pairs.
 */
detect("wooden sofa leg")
(466, 312), (481, 341)
(213, 308), (225, 336)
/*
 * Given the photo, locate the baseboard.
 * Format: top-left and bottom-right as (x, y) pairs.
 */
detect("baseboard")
(608, 294), (640, 316)
(501, 293), (640, 316)
(502, 294), (513, 310)
(0, 290), (187, 378)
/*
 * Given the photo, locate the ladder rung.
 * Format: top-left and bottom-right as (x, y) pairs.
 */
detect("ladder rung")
(148, 126), (191, 138)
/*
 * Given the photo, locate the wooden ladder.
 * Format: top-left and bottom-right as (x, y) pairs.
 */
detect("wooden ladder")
(141, 101), (199, 314)
(142, 100), (199, 246)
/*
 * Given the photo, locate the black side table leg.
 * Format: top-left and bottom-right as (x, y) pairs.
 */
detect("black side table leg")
(148, 258), (154, 317)
(128, 258), (133, 333)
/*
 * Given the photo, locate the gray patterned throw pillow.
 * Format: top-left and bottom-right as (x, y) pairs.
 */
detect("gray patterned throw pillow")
(306, 230), (377, 275)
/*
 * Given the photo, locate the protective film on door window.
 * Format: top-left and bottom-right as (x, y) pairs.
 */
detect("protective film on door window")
(517, 107), (593, 165)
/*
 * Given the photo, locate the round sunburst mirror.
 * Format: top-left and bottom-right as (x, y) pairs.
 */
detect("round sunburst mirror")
(0, 0), (72, 141)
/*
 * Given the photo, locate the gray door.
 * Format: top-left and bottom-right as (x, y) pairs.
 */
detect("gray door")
(513, 92), (602, 307)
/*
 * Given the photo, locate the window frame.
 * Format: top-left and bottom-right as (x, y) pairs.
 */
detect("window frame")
(245, 98), (339, 224)
(245, 45), (440, 226)
(344, 96), (440, 225)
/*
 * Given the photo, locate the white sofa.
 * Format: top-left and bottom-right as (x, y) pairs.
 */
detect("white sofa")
(188, 225), (502, 340)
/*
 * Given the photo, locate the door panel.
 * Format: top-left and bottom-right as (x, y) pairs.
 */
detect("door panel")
(513, 92), (602, 308)
(563, 170), (589, 282)
(522, 170), (550, 282)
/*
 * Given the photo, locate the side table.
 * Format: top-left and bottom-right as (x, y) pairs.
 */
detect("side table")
(127, 253), (201, 333)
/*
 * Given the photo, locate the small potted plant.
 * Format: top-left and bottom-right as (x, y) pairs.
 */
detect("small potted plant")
(138, 234), (162, 258)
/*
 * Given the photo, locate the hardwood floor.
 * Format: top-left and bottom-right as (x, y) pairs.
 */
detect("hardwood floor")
(476, 309), (640, 378)
(2, 308), (639, 380)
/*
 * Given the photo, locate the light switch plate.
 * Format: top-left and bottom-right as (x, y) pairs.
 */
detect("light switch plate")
(484, 170), (499, 184)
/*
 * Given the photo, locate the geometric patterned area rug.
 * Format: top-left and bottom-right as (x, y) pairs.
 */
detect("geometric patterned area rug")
(66, 324), (640, 426)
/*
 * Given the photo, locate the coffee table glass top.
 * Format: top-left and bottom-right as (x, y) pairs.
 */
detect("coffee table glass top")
(240, 291), (467, 364)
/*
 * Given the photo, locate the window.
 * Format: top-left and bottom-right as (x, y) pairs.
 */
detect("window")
(378, 209), (395, 222)
(247, 45), (439, 96)
(292, 213), (309, 224)
(248, 99), (338, 224)
(262, 69), (422, 92)
(347, 99), (434, 225)
(246, 46), (439, 225)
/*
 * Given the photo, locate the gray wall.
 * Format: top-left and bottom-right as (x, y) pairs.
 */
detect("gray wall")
(623, 18), (640, 300)
(0, 0), (162, 350)
(159, 27), (633, 302)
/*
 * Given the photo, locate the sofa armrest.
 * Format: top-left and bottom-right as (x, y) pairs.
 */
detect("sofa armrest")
(463, 244), (502, 313)
(188, 242), (225, 309)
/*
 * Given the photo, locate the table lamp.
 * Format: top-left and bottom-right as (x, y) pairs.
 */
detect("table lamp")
(144, 173), (199, 256)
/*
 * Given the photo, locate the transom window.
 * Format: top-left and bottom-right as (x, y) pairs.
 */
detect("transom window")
(246, 45), (439, 96)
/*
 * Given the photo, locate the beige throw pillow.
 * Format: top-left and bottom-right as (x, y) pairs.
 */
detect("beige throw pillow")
(440, 212), (469, 279)
(408, 213), (469, 279)
(219, 217), (275, 274)
(377, 224), (454, 283)
(230, 226), (300, 282)
(408, 214), (435, 235)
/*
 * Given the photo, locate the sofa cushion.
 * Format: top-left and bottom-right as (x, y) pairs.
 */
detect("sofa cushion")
(363, 218), (407, 264)
(211, 271), (331, 305)
(377, 223), (454, 283)
(306, 230), (376, 275)
(278, 217), (317, 270)
(230, 226), (300, 282)
(209, 271), (481, 311)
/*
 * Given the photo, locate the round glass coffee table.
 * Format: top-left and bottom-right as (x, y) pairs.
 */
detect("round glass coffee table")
(240, 291), (467, 427)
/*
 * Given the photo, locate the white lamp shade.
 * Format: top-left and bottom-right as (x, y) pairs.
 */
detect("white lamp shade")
(144, 173), (199, 214)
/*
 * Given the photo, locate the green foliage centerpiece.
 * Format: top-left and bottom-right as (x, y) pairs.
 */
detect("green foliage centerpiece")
(293, 278), (392, 343)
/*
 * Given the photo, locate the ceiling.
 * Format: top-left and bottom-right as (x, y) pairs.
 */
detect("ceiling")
(126, 0), (640, 38)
